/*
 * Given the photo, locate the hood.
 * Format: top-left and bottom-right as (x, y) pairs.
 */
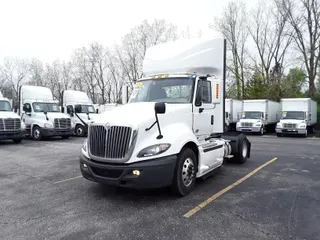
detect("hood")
(0, 111), (20, 119)
(279, 119), (305, 124)
(76, 113), (98, 123)
(239, 118), (262, 123)
(94, 102), (191, 128)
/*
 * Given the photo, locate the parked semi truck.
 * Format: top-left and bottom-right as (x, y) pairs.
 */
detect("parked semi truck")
(236, 99), (281, 135)
(225, 98), (243, 131)
(62, 90), (98, 137)
(18, 85), (74, 140)
(276, 98), (317, 137)
(0, 91), (26, 143)
(79, 38), (251, 196)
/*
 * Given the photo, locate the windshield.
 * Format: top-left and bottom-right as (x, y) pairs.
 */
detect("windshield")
(33, 102), (60, 112)
(79, 105), (95, 113)
(241, 111), (261, 119)
(0, 100), (11, 111)
(128, 77), (194, 103)
(281, 111), (305, 120)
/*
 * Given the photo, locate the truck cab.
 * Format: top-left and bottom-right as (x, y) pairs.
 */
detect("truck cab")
(0, 91), (26, 143)
(237, 111), (265, 135)
(62, 90), (98, 137)
(19, 85), (75, 140)
(79, 38), (251, 196)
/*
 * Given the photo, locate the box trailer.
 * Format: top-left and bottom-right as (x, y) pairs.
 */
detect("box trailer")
(276, 98), (317, 137)
(225, 99), (243, 131)
(236, 99), (281, 135)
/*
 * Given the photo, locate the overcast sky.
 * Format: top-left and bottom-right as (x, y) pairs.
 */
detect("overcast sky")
(0, 0), (259, 63)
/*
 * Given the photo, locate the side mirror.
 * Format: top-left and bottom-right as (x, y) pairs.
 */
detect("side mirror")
(96, 109), (99, 114)
(23, 105), (30, 112)
(75, 105), (82, 113)
(155, 102), (166, 114)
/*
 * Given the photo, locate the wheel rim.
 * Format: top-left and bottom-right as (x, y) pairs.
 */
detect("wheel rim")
(34, 129), (40, 138)
(77, 127), (83, 136)
(242, 140), (248, 158)
(182, 157), (195, 187)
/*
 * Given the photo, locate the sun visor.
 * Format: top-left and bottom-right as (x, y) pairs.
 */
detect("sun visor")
(143, 38), (225, 78)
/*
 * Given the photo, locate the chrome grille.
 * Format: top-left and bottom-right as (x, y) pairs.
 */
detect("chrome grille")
(283, 123), (297, 129)
(89, 125), (133, 160)
(0, 118), (21, 131)
(54, 118), (71, 129)
(241, 122), (253, 127)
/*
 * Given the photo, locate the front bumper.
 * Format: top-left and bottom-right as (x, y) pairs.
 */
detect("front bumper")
(79, 153), (177, 189)
(0, 129), (26, 140)
(276, 128), (306, 134)
(41, 127), (75, 137)
(236, 126), (261, 132)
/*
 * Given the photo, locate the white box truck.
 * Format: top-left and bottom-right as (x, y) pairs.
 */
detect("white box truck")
(61, 90), (98, 137)
(276, 98), (317, 137)
(18, 85), (74, 140)
(225, 99), (243, 131)
(0, 91), (26, 143)
(79, 38), (252, 196)
(236, 99), (281, 135)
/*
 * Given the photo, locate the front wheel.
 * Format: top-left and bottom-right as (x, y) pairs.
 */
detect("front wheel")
(259, 126), (264, 135)
(62, 135), (70, 139)
(75, 125), (85, 137)
(32, 126), (42, 141)
(277, 133), (282, 137)
(171, 148), (197, 197)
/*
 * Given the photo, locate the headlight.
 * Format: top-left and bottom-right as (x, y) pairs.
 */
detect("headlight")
(44, 123), (53, 128)
(82, 139), (88, 152)
(137, 144), (171, 157)
(277, 123), (282, 128)
(21, 121), (26, 129)
(298, 124), (306, 128)
(236, 122), (240, 126)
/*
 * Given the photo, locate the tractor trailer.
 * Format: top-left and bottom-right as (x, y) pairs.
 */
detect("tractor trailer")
(276, 98), (317, 137)
(18, 85), (74, 140)
(79, 38), (251, 196)
(0, 91), (26, 143)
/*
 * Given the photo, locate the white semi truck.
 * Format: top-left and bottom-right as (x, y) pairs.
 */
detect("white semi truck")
(18, 85), (74, 140)
(61, 90), (98, 137)
(225, 98), (243, 131)
(0, 91), (26, 143)
(79, 38), (251, 196)
(236, 99), (281, 135)
(276, 98), (317, 137)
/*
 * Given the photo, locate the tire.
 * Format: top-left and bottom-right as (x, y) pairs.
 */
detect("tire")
(62, 135), (70, 139)
(75, 124), (85, 137)
(32, 126), (42, 141)
(12, 138), (22, 144)
(235, 135), (249, 164)
(303, 131), (307, 138)
(276, 133), (282, 137)
(259, 126), (264, 136)
(171, 148), (197, 197)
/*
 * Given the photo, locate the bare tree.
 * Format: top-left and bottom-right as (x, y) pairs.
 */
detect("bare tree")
(28, 58), (47, 86)
(275, 0), (320, 98)
(117, 19), (178, 90)
(211, 0), (249, 98)
(180, 26), (203, 39)
(248, 0), (293, 85)
(0, 57), (30, 101)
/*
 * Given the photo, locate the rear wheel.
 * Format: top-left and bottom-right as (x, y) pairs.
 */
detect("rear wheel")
(234, 134), (249, 164)
(171, 148), (197, 197)
(32, 126), (42, 141)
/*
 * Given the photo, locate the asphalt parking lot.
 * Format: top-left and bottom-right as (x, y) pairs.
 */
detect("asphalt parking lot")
(1, 134), (320, 240)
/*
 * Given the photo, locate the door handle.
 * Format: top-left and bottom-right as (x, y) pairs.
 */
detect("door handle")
(199, 107), (204, 113)
(211, 115), (214, 125)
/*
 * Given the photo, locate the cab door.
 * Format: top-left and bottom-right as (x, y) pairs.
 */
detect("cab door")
(192, 78), (215, 137)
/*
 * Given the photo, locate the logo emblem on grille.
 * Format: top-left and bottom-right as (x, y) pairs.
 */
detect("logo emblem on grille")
(105, 122), (111, 131)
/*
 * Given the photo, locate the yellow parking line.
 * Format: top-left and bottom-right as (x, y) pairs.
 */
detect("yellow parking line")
(54, 175), (82, 184)
(183, 157), (278, 218)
